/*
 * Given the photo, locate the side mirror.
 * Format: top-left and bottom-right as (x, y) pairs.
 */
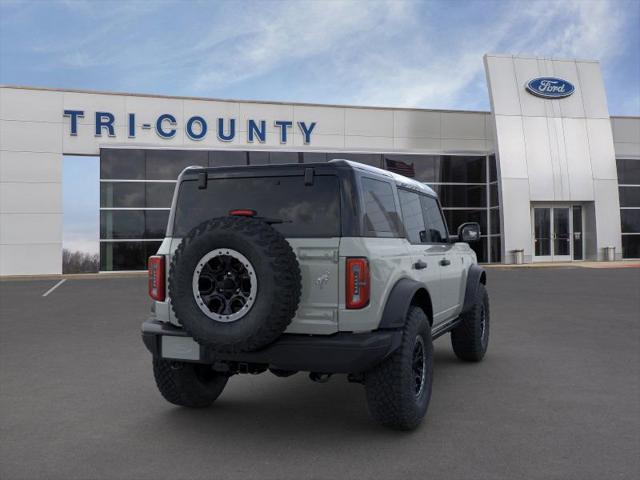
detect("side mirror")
(457, 222), (481, 242)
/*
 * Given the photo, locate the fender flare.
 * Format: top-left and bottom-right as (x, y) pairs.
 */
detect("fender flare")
(461, 264), (486, 314)
(378, 278), (432, 329)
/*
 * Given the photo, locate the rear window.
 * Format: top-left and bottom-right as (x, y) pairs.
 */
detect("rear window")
(173, 175), (341, 237)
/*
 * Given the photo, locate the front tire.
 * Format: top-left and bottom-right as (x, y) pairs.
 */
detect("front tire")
(364, 306), (433, 430)
(153, 359), (228, 408)
(451, 283), (490, 362)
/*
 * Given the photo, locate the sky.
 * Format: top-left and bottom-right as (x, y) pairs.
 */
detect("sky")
(1, 0), (639, 253)
(1, 0), (639, 114)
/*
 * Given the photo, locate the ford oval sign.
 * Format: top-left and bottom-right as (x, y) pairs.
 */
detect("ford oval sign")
(526, 77), (575, 99)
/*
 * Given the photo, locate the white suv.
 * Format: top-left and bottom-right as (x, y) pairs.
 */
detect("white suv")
(142, 160), (489, 430)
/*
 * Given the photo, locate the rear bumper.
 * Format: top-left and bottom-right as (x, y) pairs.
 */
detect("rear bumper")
(141, 319), (402, 374)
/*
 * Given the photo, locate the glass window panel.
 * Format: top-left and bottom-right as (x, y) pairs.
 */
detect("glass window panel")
(621, 209), (640, 233)
(302, 152), (327, 163)
(146, 182), (176, 208)
(420, 195), (449, 243)
(617, 159), (640, 184)
(384, 154), (439, 183)
(269, 152), (300, 164)
(429, 184), (486, 208)
(248, 151), (269, 165)
(100, 182), (145, 208)
(398, 189), (426, 243)
(332, 153), (382, 168)
(146, 150), (207, 180)
(437, 155), (486, 183)
(361, 177), (402, 236)
(490, 183), (499, 206)
(619, 186), (640, 207)
(100, 241), (161, 271)
(489, 155), (497, 182)
(572, 206), (583, 261)
(490, 208), (501, 235)
(100, 149), (145, 180)
(442, 209), (487, 236)
(490, 236), (501, 263)
(145, 210), (170, 239)
(100, 210), (145, 239)
(621, 235), (640, 258)
(174, 176), (341, 238)
(209, 150), (248, 167)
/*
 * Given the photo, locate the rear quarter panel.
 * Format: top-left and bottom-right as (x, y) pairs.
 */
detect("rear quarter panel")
(338, 237), (415, 332)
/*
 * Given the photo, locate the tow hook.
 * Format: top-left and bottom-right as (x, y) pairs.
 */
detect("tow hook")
(309, 372), (332, 383)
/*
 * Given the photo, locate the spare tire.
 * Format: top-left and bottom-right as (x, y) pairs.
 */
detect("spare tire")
(169, 216), (301, 352)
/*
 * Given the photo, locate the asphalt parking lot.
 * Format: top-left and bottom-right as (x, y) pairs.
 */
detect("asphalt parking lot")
(1, 267), (639, 480)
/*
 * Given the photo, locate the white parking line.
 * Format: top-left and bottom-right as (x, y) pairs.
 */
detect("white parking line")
(42, 279), (67, 297)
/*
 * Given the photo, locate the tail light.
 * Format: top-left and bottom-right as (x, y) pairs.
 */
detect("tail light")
(148, 255), (166, 301)
(346, 257), (369, 309)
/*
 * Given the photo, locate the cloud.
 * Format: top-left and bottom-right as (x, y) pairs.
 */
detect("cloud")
(2, 0), (637, 113)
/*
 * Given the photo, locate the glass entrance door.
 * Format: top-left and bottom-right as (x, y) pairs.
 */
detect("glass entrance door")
(532, 205), (583, 262)
(552, 207), (571, 261)
(534, 207), (552, 260)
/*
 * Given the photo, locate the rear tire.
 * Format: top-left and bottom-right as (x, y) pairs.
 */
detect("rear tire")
(153, 359), (228, 408)
(364, 306), (433, 430)
(451, 283), (490, 362)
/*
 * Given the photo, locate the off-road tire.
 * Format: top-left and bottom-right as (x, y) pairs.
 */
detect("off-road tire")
(169, 216), (301, 352)
(153, 359), (228, 408)
(451, 283), (489, 362)
(364, 306), (433, 431)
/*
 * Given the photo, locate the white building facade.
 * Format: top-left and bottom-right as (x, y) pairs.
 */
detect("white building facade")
(1, 54), (639, 275)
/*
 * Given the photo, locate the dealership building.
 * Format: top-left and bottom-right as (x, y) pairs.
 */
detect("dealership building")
(0, 53), (639, 275)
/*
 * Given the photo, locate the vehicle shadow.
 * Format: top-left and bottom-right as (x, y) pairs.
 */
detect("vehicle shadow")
(139, 346), (471, 442)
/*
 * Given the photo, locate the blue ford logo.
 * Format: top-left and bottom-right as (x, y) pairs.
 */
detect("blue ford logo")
(526, 77), (575, 99)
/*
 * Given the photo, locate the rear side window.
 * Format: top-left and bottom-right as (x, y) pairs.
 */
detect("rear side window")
(398, 189), (426, 244)
(173, 175), (340, 237)
(420, 195), (448, 243)
(361, 177), (402, 236)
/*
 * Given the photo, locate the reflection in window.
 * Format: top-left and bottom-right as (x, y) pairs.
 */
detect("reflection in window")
(100, 210), (145, 239)
(100, 241), (161, 271)
(398, 189), (426, 243)
(442, 209), (487, 236)
(100, 149), (145, 179)
(361, 177), (401, 235)
(145, 182), (176, 208)
(100, 182), (145, 208)
(145, 210), (170, 238)
(146, 150), (207, 180)
(420, 196), (448, 243)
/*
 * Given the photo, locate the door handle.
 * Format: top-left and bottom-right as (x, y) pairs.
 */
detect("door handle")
(413, 260), (427, 270)
(440, 258), (451, 266)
